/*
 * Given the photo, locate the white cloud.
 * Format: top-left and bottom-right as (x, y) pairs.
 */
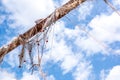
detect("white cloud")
(89, 12), (120, 53)
(100, 69), (109, 80)
(21, 72), (55, 80)
(89, 12), (120, 42)
(100, 70), (106, 80)
(74, 34), (104, 55)
(2, 1), (119, 80)
(0, 69), (16, 80)
(113, 49), (120, 55)
(42, 21), (93, 80)
(61, 53), (81, 74)
(45, 37), (81, 74)
(0, 15), (5, 24)
(42, 22), (82, 74)
(74, 12), (120, 55)
(2, 0), (55, 32)
(105, 65), (120, 80)
(21, 72), (39, 80)
(73, 62), (92, 80)
(78, 0), (93, 20)
(46, 75), (56, 80)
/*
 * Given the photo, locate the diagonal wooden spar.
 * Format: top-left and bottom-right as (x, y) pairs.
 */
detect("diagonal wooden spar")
(0, 0), (86, 62)
(104, 0), (120, 16)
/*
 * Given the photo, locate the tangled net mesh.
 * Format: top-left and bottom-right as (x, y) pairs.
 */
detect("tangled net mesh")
(0, 0), (120, 79)
(18, 11), (56, 80)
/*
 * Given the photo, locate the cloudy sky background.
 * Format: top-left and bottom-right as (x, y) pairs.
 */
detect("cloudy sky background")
(0, 0), (120, 80)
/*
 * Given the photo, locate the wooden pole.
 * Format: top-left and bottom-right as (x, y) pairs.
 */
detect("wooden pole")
(0, 0), (86, 62)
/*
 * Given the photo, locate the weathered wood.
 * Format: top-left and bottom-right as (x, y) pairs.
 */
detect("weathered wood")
(0, 0), (86, 62)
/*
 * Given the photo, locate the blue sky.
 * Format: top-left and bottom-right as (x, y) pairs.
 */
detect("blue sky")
(0, 0), (120, 80)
